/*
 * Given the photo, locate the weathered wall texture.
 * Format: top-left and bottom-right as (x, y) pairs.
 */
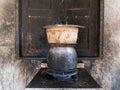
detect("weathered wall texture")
(0, 0), (41, 90)
(90, 0), (120, 90)
(0, 0), (120, 90)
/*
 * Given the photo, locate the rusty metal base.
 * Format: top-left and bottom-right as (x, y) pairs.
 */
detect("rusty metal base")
(46, 68), (78, 81)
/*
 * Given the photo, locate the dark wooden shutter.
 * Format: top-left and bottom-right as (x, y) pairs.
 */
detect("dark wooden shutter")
(18, 0), (101, 60)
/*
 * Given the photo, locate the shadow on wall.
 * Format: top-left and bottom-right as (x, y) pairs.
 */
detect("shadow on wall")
(82, 17), (120, 90)
(111, 70), (120, 90)
(18, 60), (41, 84)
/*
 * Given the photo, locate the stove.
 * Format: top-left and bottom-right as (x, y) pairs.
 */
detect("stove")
(44, 24), (84, 81)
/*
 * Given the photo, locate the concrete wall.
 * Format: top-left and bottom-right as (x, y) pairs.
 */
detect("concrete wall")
(0, 0), (120, 90)
(90, 0), (120, 90)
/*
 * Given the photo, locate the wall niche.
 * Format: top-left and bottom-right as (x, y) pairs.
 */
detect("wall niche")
(17, 0), (103, 61)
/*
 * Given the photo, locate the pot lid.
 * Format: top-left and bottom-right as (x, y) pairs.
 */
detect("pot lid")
(43, 24), (85, 29)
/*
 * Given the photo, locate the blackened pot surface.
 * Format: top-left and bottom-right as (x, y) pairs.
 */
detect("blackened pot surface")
(47, 47), (77, 71)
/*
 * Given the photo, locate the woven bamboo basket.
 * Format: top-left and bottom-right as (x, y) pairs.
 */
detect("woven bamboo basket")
(44, 25), (80, 44)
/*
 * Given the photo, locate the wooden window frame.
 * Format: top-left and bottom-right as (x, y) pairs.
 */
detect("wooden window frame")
(16, 0), (104, 61)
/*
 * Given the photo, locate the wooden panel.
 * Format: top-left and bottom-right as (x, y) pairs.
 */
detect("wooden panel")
(18, 0), (100, 60)
(28, 0), (51, 9)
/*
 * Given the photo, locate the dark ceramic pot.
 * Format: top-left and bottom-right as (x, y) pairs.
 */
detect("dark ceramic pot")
(47, 47), (77, 72)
